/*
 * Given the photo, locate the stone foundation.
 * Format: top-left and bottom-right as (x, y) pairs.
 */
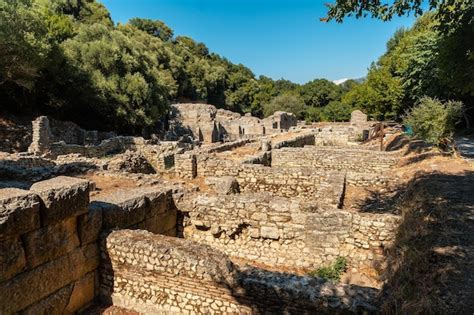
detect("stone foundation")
(0, 177), (98, 314)
(100, 229), (379, 314)
(182, 192), (399, 270)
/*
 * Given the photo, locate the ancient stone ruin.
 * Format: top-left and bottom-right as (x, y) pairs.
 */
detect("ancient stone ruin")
(0, 106), (404, 314)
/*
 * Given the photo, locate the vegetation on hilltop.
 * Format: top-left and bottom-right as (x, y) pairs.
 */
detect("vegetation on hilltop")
(0, 0), (472, 135)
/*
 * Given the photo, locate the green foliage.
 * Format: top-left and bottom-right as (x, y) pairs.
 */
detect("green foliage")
(327, 0), (474, 127)
(0, 0), (51, 90)
(263, 93), (305, 119)
(308, 257), (348, 282)
(1, 0), (472, 134)
(129, 18), (173, 41)
(321, 101), (353, 121)
(299, 79), (341, 107)
(404, 97), (463, 145)
(61, 23), (175, 131)
(342, 66), (403, 120)
(324, 0), (467, 23)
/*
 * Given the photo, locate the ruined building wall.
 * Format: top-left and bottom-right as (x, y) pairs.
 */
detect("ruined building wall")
(272, 147), (398, 172)
(100, 229), (379, 314)
(0, 176), (178, 314)
(27, 116), (188, 172)
(182, 192), (400, 271)
(188, 155), (345, 201)
(0, 177), (98, 314)
(270, 132), (316, 149)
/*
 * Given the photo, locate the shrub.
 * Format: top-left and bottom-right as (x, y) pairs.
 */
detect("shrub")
(403, 97), (462, 145)
(308, 256), (348, 282)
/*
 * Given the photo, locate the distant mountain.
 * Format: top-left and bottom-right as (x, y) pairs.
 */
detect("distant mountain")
(333, 77), (365, 85)
(332, 78), (349, 85)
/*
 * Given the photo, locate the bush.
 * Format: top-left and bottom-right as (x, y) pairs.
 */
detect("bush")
(307, 256), (348, 282)
(403, 97), (462, 145)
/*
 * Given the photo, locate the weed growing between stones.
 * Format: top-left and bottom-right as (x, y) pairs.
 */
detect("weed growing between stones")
(308, 257), (348, 282)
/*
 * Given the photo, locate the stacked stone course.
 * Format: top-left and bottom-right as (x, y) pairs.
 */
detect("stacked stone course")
(182, 192), (399, 270)
(272, 146), (399, 185)
(101, 229), (379, 314)
(0, 176), (98, 314)
(0, 175), (179, 313)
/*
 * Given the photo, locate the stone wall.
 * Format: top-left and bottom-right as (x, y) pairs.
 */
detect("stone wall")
(27, 116), (190, 172)
(100, 229), (379, 314)
(272, 146), (399, 185)
(0, 176), (178, 314)
(170, 103), (297, 143)
(0, 176), (98, 314)
(48, 117), (116, 146)
(92, 187), (177, 237)
(182, 192), (399, 271)
(193, 155), (345, 201)
(271, 132), (315, 149)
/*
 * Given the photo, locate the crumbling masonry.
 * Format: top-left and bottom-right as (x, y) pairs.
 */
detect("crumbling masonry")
(0, 107), (403, 314)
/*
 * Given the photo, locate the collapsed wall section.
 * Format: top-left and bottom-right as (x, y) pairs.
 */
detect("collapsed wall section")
(100, 229), (379, 314)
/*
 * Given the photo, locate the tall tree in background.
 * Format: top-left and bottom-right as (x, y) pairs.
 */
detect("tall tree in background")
(325, 0), (473, 125)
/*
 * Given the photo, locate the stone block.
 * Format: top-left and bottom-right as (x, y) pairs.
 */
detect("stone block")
(23, 217), (80, 269)
(21, 284), (73, 315)
(141, 189), (169, 218)
(78, 203), (103, 245)
(94, 188), (148, 229)
(0, 188), (40, 239)
(144, 208), (177, 234)
(0, 244), (99, 313)
(30, 176), (90, 225)
(260, 226), (280, 240)
(204, 177), (240, 195)
(0, 237), (26, 282)
(65, 272), (96, 313)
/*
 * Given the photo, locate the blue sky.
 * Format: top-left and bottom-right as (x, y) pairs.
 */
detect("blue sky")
(100, 0), (419, 84)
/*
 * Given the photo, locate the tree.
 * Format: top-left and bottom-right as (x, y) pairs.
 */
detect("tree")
(323, 0), (468, 23)
(61, 23), (175, 132)
(321, 101), (353, 121)
(0, 0), (51, 91)
(342, 65), (403, 120)
(299, 79), (341, 107)
(129, 18), (173, 41)
(263, 93), (305, 119)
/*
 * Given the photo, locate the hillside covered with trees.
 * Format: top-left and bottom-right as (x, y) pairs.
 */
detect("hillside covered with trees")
(0, 0), (472, 135)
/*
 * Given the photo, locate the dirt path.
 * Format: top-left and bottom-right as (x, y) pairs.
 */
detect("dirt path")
(377, 158), (474, 313)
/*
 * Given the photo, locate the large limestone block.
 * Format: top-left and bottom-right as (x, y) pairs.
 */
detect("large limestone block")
(21, 284), (73, 315)
(140, 188), (170, 218)
(0, 188), (40, 240)
(0, 244), (99, 313)
(23, 217), (80, 268)
(143, 208), (177, 235)
(30, 176), (90, 225)
(65, 272), (96, 313)
(0, 237), (26, 282)
(93, 188), (148, 229)
(77, 203), (103, 245)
